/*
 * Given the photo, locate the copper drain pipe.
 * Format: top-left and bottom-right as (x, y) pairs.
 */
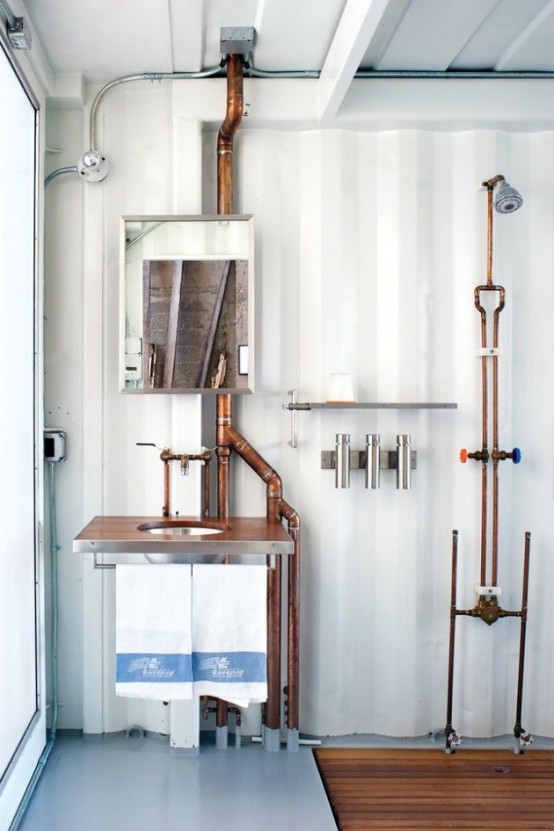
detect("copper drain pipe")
(214, 54), (300, 750)
(445, 177), (530, 754)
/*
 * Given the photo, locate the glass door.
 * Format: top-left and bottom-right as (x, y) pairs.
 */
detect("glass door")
(0, 35), (44, 828)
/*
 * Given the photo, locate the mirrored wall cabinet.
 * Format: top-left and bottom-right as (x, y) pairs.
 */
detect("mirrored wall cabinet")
(120, 214), (254, 393)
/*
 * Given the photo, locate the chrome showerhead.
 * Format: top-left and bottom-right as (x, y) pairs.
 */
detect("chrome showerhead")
(493, 179), (523, 214)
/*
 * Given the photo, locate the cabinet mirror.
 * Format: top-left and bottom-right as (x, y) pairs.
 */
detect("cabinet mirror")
(120, 215), (254, 393)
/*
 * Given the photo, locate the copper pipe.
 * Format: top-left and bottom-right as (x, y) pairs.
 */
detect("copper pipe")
(474, 288), (489, 584)
(514, 532), (531, 738)
(213, 51), (300, 742)
(160, 450), (212, 465)
(486, 186), (493, 286)
(284, 512), (300, 731)
(474, 289), (489, 450)
(202, 459), (210, 517)
(159, 450), (212, 517)
(474, 282), (506, 585)
(445, 530), (458, 748)
(224, 421), (301, 733)
(163, 459), (170, 517)
(215, 55), (243, 517)
(217, 54), (244, 215)
(216, 394), (232, 519)
(480, 465), (488, 586)
(224, 424), (284, 521)
(474, 287), (490, 586)
(216, 404), (230, 726)
(266, 556), (282, 731)
(491, 462), (499, 586)
(491, 289), (505, 584)
(215, 53), (244, 734)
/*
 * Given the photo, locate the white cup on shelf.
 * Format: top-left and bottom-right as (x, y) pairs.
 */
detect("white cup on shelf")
(327, 373), (355, 402)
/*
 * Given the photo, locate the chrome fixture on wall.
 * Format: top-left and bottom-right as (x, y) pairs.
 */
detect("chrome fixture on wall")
(396, 435), (411, 490)
(484, 174), (523, 214)
(322, 434), (416, 489)
(335, 434), (351, 489)
(365, 434), (380, 490)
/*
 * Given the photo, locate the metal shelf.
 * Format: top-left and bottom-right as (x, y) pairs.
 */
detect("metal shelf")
(285, 402), (457, 411)
(283, 390), (457, 448)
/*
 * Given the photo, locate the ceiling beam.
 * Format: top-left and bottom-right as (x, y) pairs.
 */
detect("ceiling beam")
(317, 0), (394, 123)
(495, 0), (554, 70)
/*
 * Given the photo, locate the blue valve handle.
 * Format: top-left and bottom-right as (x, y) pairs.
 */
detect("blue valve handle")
(512, 447), (522, 464)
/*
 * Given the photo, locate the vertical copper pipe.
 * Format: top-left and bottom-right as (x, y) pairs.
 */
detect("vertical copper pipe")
(491, 461), (499, 586)
(480, 465), (488, 586)
(216, 54), (244, 522)
(163, 460), (170, 517)
(216, 394), (232, 519)
(213, 52), (300, 741)
(514, 532), (531, 735)
(217, 54), (244, 215)
(475, 290), (489, 585)
(284, 509), (300, 732)
(202, 460), (210, 518)
(215, 53), (244, 732)
(491, 291), (505, 585)
(445, 530), (458, 741)
(486, 187), (493, 287)
(266, 556), (282, 732)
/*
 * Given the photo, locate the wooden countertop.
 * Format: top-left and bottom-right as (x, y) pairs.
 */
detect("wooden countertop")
(73, 515), (294, 556)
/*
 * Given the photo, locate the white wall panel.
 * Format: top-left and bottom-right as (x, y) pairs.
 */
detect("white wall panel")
(230, 127), (554, 738)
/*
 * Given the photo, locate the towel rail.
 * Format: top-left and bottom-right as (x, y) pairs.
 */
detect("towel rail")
(92, 552), (278, 570)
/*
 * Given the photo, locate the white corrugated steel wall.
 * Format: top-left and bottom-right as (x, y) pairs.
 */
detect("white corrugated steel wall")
(47, 82), (554, 738)
(223, 128), (554, 738)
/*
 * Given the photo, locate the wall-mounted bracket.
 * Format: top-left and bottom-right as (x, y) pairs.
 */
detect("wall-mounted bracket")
(321, 450), (417, 471)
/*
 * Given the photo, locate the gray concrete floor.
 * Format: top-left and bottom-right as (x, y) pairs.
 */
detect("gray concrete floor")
(19, 731), (554, 830)
(17, 733), (337, 831)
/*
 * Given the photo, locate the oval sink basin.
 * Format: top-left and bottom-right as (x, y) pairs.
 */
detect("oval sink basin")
(137, 520), (225, 564)
(137, 521), (223, 536)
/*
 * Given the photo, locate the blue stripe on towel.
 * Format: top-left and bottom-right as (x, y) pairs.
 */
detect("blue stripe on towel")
(192, 651), (266, 683)
(116, 653), (193, 683)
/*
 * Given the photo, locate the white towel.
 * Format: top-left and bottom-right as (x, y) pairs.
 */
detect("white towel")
(192, 564), (267, 708)
(115, 564), (193, 700)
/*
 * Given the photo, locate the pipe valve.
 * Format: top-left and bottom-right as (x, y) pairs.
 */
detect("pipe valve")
(491, 447), (522, 463)
(460, 448), (489, 463)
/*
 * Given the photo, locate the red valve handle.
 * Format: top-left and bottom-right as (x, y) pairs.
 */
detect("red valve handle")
(460, 448), (468, 463)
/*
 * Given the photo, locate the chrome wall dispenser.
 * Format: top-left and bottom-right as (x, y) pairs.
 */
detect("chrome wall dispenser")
(322, 433), (416, 489)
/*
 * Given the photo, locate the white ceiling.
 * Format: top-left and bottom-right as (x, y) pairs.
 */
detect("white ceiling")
(22, 0), (554, 87)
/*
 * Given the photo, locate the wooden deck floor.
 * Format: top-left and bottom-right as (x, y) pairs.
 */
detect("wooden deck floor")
(314, 748), (554, 830)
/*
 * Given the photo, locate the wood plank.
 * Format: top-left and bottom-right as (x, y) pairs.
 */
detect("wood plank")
(142, 260), (152, 386)
(196, 259), (231, 388)
(163, 260), (184, 388)
(315, 748), (554, 830)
